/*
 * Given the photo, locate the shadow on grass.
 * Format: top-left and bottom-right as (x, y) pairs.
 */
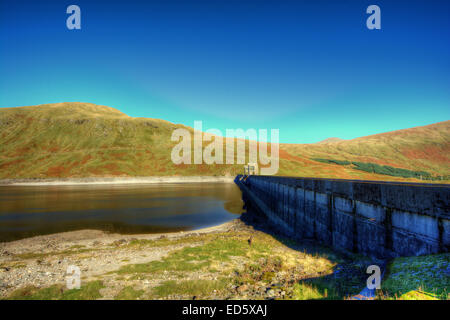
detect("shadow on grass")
(377, 253), (449, 300)
(238, 207), (373, 300)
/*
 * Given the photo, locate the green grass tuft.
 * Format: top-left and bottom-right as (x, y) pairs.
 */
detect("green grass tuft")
(117, 236), (270, 275)
(153, 279), (228, 298)
(115, 286), (145, 300)
(5, 280), (105, 300)
(380, 253), (449, 300)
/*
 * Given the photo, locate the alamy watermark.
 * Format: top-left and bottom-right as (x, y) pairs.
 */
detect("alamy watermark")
(66, 5), (81, 30)
(66, 265), (81, 289)
(366, 265), (381, 290)
(366, 5), (381, 30)
(64, 4), (381, 32)
(171, 121), (280, 175)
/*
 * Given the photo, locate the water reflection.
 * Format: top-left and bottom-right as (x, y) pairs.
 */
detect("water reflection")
(0, 183), (243, 242)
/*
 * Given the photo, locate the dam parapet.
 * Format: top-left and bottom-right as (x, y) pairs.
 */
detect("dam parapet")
(235, 175), (450, 259)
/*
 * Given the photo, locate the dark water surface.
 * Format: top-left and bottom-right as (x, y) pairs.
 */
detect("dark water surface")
(0, 183), (244, 242)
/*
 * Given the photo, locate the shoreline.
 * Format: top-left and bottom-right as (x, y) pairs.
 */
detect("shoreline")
(0, 176), (235, 186)
(0, 219), (247, 299)
(1, 216), (445, 300)
(0, 219), (238, 247)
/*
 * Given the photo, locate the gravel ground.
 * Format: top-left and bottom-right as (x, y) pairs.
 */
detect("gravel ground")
(0, 221), (236, 298)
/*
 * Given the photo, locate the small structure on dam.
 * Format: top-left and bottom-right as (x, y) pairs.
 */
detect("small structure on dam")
(235, 175), (450, 259)
(244, 163), (259, 175)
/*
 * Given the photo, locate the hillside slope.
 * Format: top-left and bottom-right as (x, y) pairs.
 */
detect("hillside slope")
(280, 121), (450, 181)
(0, 102), (244, 178)
(0, 103), (449, 182)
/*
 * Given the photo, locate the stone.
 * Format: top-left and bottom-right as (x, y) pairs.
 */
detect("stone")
(237, 285), (248, 293)
(266, 289), (276, 297)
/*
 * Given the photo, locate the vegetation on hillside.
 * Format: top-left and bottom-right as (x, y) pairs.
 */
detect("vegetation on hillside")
(0, 103), (245, 178)
(311, 158), (448, 181)
(280, 120), (449, 182)
(311, 158), (352, 166)
(1, 102), (449, 183)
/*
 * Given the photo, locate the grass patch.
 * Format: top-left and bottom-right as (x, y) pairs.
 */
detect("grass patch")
(117, 235), (271, 275)
(69, 245), (86, 249)
(0, 261), (27, 269)
(5, 280), (104, 300)
(115, 286), (145, 300)
(351, 161), (434, 180)
(17, 248), (94, 260)
(291, 282), (335, 300)
(380, 253), (449, 300)
(126, 233), (211, 248)
(234, 256), (283, 285)
(290, 260), (371, 300)
(153, 279), (227, 298)
(312, 158), (351, 166)
(311, 158), (442, 180)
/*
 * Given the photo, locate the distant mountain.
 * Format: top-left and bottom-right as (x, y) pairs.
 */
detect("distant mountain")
(316, 137), (345, 144)
(0, 103), (448, 182)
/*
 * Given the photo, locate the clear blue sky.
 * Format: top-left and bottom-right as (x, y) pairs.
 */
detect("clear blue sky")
(1, 0), (449, 143)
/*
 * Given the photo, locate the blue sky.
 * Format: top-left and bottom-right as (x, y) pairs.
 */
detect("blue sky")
(1, 0), (449, 143)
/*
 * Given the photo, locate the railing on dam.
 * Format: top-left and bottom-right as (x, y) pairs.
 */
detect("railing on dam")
(235, 175), (450, 259)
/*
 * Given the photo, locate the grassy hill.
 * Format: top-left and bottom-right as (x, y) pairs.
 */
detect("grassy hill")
(279, 121), (450, 181)
(0, 102), (449, 182)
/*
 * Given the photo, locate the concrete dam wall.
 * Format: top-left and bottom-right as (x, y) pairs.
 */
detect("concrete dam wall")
(235, 175), (450, 259)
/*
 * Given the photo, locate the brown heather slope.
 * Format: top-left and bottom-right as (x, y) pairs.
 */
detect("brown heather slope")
(0, 102), (244, 178)
(280, 121), (450, 181)
(0, 102), (449, 182)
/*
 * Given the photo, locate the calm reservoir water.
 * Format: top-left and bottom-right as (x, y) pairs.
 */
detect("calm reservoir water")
(0, 183), (244, 242)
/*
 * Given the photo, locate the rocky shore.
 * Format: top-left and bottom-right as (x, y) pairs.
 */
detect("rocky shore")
(0, 213), (383, 300)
